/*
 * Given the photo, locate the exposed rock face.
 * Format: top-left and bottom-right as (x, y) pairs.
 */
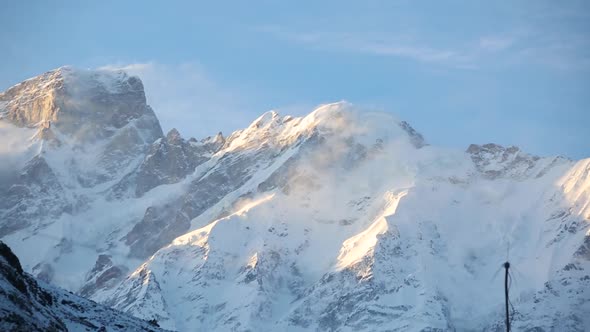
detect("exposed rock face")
(399, 120), (426, 148)
(133, 129), (225, 197)
(102, 265), (173, 330)
(1, 68), (589, 332)
(0, 67), (162, 143)
(466, 143), (568, 179)
(0, 155), (68, 237)
(110, 130), (226, 200)
(124, 144), (276, 259)
(0, 241), (167, 331)
(0, 67), (163, 191)
(125, 205), (192, 259)
(79, 254), (128, 298)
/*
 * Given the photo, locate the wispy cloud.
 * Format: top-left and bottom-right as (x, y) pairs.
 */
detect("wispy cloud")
(511, 32), (590, 71)
(259, 26), (473, 68)
(478, 36), (515, 52)
(258, 23), (590, 71)
(98, 62), (257, 139)
(355, 42), (468, 64)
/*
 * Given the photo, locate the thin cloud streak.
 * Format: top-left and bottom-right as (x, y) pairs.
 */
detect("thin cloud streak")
(259, 24), (590, 71)
(478, 36), (515, 52)
(259, 25), (474, 68)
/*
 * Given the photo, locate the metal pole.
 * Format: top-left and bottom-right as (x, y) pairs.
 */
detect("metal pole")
(504, 261), (510, 332)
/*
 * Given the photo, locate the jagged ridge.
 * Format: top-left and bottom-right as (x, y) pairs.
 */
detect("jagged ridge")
(0, 241), (167, 331)
(0, 67), (588, 331)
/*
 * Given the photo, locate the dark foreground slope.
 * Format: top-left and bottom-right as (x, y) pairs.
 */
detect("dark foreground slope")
(0, 241), (166, 332)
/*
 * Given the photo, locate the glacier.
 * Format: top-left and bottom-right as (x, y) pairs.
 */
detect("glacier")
(0, 67), (588, 331)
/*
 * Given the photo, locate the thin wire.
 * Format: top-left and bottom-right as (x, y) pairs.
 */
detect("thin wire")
(490, 265), (503, 282)
(506, 240), (510, 262)
(508, 271), (517, 327)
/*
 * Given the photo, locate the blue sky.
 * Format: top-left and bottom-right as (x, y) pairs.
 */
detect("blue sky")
(1, 1), (589, 158)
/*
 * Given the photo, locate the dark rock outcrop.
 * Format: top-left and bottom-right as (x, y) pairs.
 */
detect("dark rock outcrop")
(0, 156), (68, 237)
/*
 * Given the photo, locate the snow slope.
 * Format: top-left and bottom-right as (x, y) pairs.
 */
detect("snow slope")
(0, 67), (589, 331)
(100, 123), (590, 331)
(0, 241), (168, 331)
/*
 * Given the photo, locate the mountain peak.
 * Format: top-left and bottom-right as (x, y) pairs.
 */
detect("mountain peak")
(306, 100), (351, 119)
(165, 128), (181, 142)
(248, 110), (281, 130)
(210, 131), (225, 145)
(225, 102), (426, 152)
(465, 142), (560, 179)
(0, 66), (162, 144)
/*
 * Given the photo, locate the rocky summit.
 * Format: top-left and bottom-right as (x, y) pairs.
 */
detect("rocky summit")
(0, 67), (589, 331)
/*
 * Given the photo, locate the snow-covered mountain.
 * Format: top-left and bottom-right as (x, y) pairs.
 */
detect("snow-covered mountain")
(0, 241), (167, 331)
(1, 67), (588, 331)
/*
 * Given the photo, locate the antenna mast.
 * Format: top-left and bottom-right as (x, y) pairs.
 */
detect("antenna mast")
(504, 261), (511, 332)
